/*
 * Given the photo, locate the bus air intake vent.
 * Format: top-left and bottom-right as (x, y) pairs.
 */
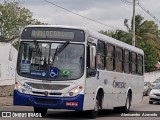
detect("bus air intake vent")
(26, 82), (69, 90)
(34, 98), (59, 104)
(32, 91), (62, 95)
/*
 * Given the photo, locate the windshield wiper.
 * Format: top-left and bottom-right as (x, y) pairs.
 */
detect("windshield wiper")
(55, 41), (69, 56)
(52, 41), (70, 64)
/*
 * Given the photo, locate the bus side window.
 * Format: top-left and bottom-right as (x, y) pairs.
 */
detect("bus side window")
(97, 41), (105, 69)
(131, 52), (137, 74)
(87, 44), (96, 77)
(124, 50), (130, 74)
(87, 45), (90, 68)
(106, 43), (115, 71)
(137, 54), (143, 75)
(115, 47), (123, 72)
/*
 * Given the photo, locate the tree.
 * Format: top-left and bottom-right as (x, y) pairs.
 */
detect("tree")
(0, 1), (46, 44)
(100, 14), (160, 72)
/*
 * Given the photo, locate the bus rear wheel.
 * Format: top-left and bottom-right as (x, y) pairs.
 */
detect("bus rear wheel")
(121, 93), (131, 113)
(149, 101), (153, 104)
(34, 107), (48, 117)
(114, 93), (131, 113)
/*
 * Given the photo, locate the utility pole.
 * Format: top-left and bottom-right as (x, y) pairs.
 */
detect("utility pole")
(132, 0), (136, 46)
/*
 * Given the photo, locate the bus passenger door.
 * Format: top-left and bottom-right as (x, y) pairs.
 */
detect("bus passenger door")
(84, 44), (98, 110)
(85, 44), (97, 93)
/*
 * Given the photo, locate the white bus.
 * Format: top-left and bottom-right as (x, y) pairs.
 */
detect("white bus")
(14, 25), (144, 118)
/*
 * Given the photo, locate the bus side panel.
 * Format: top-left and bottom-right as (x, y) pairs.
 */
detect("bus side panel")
(99, 70), (114, 109)
(112, 72), (126, 107)
(131, 76), (144, 105)
(83, 93), (95, 110)
(121, 74), (143, 106)
(83, 77), (98, 110)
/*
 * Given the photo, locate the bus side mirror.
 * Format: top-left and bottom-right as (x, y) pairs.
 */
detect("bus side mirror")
(87, 45), (96, 77)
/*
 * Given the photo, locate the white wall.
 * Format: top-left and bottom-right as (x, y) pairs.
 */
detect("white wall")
(144, 71), (160, 83)
(0, 43), (18, 86)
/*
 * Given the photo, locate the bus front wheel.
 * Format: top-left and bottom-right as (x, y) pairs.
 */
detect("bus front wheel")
(87, 94), (101, 119)
(34, 107), (48, 117)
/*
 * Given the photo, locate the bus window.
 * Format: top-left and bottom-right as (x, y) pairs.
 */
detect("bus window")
(17, 41), (85, 80)
(19, 42), (50, 76)
(87, 44), (96, 69)
(86, 44), (96, 77)
(131, 52), (137, 74)
(106, 43), (115, 71)
(116, 47), (123, 72)
(124, 50), (130, 74)
(97, 41), (105, 69)
(138, 54), (143, 75)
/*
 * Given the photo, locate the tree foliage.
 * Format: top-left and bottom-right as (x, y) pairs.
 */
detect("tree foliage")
(0, 1), (46, 44)
(100, 14), (160, 72)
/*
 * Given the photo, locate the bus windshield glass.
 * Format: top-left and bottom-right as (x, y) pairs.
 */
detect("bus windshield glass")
(17, 41), (84, 80)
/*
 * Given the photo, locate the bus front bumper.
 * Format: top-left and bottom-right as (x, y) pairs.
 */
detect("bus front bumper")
(13, 90), (84, 111)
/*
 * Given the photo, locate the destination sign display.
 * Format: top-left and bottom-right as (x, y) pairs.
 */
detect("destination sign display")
(21, 27), (85, 42)
(31, 30), (74, 40)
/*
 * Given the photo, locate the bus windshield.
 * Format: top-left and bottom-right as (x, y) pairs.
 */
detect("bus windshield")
(17, 41), (84, 80)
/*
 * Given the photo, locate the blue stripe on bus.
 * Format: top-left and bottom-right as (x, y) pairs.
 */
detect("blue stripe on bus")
(13, 90), (84, 111)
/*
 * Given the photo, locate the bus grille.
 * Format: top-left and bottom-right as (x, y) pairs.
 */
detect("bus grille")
(26, 82), (69, 90)
(32, 91), (62, 95)
(34, 98), (60, 104)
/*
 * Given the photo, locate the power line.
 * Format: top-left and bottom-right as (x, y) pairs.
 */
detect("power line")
(121, 0), (135, 5)
(121, 0), (160, 24)
(137, 1), (160, 24)
(121, 0), (160, 29)
(43, 0), (128, 32)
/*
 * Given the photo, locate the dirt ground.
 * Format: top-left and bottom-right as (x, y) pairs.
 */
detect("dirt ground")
(0, 96), (13, 106)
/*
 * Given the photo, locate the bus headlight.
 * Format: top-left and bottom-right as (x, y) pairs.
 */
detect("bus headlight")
(15, 82), (22, 90)
(15, 82), (32, 94)
(65, 86), (83, 97)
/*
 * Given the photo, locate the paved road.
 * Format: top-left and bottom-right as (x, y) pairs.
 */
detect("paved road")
(1, 96), (160, 120)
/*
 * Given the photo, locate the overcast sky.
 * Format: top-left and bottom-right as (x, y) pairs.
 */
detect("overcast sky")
(1, 0), (160, 31)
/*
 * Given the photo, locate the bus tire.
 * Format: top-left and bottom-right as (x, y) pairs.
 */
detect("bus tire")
(122, 93), (131, 113)
(149, 101), (153, 104)
(87, 95), (100, 119)
(114, 93), (131, 113)
(34, 107), (48, 117)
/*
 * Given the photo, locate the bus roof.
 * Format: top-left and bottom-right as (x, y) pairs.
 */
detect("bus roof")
(87, 29), (144, 55)
(24, 25), (144, 55)
(24, 25), (88, 31)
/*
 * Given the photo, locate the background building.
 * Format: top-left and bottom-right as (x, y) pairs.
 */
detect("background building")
(0, 42), (18, 96)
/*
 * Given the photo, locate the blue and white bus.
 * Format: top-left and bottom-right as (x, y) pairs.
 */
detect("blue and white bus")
(14, 25), (144, 118)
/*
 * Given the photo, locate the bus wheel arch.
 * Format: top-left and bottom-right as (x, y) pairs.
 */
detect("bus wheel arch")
(87, 87), (104, 119)
(114, 89), (132, 113)
(124, 88), (132, 112)
(96, 88), (104, 109)
(127, 89), (132, 105)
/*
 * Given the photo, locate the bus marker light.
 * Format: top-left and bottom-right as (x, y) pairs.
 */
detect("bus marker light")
(66, 102), (78, 107)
